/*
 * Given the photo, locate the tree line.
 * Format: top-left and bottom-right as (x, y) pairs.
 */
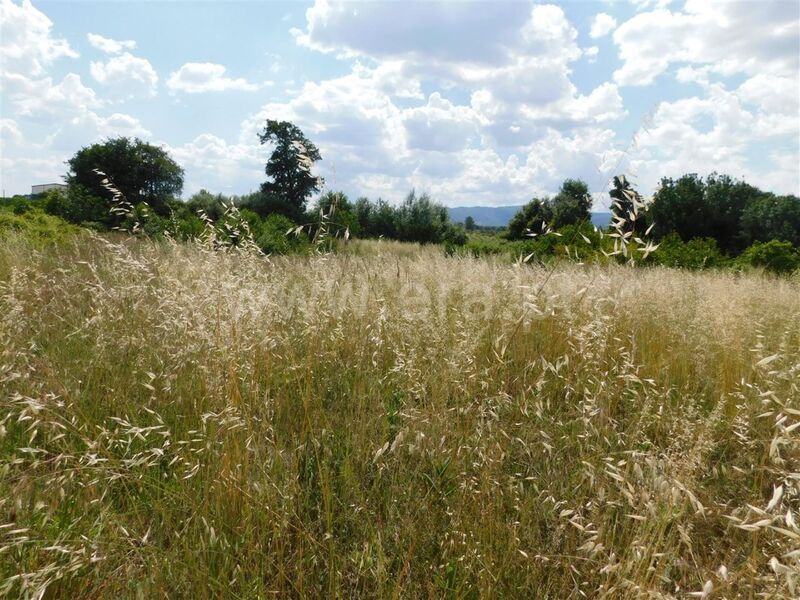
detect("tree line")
(3, 119), (798, 271)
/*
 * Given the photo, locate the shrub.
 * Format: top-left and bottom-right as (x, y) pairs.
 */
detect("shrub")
(256, 213), (308, 255)
(738, 240), (800, 274)
(0, 208), (81, 246)
(649, 234), (727, 270)
(44, 185), (108, 226)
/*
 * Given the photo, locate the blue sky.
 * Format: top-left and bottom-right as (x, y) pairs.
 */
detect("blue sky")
(1, 0), (798, 208)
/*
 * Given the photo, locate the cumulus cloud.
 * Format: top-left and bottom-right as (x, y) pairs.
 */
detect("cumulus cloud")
(166, 133), (264, 195)
(46, 111), (152, 152)
(590, 13), (617, 39)
(90, 52), (158, 97)
(87, 32), (136, 54)
(627, 80), (800, 195)
(0, 118), (23, 146)
(0, 0), (77, 76)
(292, 1), (532, 64)
(613, 1), (800, 86)
(5, 72), (101, 118)
(166, 62), (260, 94)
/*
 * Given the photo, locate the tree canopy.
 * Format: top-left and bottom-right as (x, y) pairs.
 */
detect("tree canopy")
(551, 179), (592, 228)
(258, 120), (322, 220)
(648, 173), (770, 254)
(67, 137), (184, 219)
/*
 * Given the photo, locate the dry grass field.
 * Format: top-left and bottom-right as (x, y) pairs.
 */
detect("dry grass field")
(1, 235), (798, 598)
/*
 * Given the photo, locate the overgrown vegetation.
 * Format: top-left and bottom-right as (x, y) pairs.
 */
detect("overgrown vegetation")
(1, 235), (798, 598)
(6, 125), (798, 274)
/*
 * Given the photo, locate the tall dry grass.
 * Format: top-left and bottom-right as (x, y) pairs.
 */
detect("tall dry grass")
(1, 233), (798, 598)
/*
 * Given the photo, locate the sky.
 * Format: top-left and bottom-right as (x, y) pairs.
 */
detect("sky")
(1, 0), (798, 209)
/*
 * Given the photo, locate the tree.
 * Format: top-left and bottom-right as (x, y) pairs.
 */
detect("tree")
(367, 199), (397, 238)
(258, 120), (322, 220)
(354, 197), (373, 233)
(315, 190), (353, 216)
(551, 178), (592, 228)
(648, 173), (765, 254)
(44, 184), (107, 225)
(186, 189), (227, 221)
(309, 191), (360, 238)
(738, 194), (800, 248)
(507, 198), (553, 240)
(67, 137), (184, 220)
(394, 190), (450, 244)
(464, 216), (476, 231)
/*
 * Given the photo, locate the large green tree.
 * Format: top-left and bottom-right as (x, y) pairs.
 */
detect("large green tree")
(648, 173), (765, 254)
(394, 190), (450, 244)
(67, 137), (184, 218)
(738, 193), (800, 248)
(550, 179), (592, 228)
(258, 120), (322, 220)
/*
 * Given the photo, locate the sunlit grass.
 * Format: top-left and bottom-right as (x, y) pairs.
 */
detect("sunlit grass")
(1, 234), (798, 598)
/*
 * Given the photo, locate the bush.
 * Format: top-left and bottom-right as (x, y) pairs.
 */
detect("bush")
(256, 214), (308, 255)
(0, 208), (81, 246)
(738, 240), (799, 274)
(649, 234), (727, 270)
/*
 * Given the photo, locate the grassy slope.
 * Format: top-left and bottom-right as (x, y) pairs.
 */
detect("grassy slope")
(1, 236), (798, 598)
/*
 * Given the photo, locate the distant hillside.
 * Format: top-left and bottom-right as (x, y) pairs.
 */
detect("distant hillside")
(447, 206), (613, 229)
(446, 205), (522, 227)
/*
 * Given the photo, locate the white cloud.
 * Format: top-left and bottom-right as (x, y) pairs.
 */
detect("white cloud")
(613, 1), (800, 86)
(0, 118), (23, 146)
(292, 1), (532, 64)
(166, 62), (260, 94)
(5, 72), (101, 118)
(0, 0), (77, 76)
(90, 52), (158, 97)
(46, 111), (152, 152)
(402, 92), (480, 152)
(590, 13), (617, 39)
(627, 79), (800, 195)
(87, 32), (136, 54)
(736, 74), (800, 118)
(167, 134), (263, 195)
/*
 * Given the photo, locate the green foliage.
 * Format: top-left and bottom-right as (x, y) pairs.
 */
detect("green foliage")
(648, 173), (765, 254)
(464, 216), (476, 231)
(44, 185), (108, 225)
(186, 189), (227, 221)
(739, 194), (800, 247)
(258, 120), (322, 220)
(463, 232), (515, 257)
(0, 207), (80, 246)
(362, 198), (397, 239)
(551, 179), (592, 228)
(507, 197), (552, 240)
(648, 234), (727, 270)
(256, 213), (308, 255)
(442, 224), (468, 255)
(116, 203), (171, 236)
(394, 190), (450, 244)
(507, 179), (592, 240)
(738, 240), (800, 274)
(67, 137), (184, 219)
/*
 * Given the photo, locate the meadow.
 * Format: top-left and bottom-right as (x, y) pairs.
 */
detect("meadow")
(1, 233), (798, 598)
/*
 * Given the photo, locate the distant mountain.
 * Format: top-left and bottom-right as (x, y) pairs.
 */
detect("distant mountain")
(447, 205), (523, 227)
(447, 206), (613, 229)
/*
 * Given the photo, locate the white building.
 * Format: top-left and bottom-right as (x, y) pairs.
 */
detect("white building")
(31, 183), (67, 195)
